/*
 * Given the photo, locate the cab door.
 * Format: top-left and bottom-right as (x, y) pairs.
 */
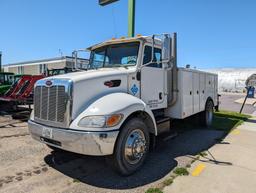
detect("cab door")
(140, 46), (167, 110)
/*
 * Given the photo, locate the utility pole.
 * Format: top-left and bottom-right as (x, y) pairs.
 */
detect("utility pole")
(99, 0), (136, 37)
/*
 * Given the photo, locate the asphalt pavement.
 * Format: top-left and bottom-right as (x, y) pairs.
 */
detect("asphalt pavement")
(219, 92), (256, 114)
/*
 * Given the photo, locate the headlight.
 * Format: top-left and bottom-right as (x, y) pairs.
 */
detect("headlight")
(78, 116), (106, 128)
(78, 114), (123, 128)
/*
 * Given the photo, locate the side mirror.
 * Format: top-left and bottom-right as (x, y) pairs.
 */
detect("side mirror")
(161, 34), (171, 62)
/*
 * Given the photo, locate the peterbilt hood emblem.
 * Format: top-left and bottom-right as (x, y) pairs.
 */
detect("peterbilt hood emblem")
(45, 80), (53, 87)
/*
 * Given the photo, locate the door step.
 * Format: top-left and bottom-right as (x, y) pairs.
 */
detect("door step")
(156, 117), (170, 134)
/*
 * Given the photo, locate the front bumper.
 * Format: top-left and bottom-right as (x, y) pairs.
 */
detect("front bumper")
(28, 120), (119, 156)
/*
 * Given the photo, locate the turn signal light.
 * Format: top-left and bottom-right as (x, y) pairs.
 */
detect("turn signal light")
(106, 114), (123, 127)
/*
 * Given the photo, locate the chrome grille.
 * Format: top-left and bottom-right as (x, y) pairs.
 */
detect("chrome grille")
(34, 80), (72, 128)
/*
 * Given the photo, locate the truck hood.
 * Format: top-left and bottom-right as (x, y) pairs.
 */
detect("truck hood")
(42, 67), (136, 120)
(47, 67), (136, 83)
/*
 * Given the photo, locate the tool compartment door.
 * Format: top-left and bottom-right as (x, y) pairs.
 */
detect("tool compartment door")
(182, 70), (193, 117)
(193, 72), (200, 113)
(199, 73), (206, 111)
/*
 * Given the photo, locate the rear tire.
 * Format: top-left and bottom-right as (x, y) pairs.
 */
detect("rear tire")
(200, 100), (214, 127)
(110, 117), (150, 176)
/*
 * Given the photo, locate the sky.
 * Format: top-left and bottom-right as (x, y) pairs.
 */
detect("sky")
(0, 0), (256, 69)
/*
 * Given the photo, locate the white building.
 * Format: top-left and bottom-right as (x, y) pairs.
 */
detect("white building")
(206, 68), (256, 92)
(4, 56), (89, 75)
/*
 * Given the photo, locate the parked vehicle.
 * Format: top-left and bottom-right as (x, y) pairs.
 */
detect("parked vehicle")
(2, 75), (33, 99)
(0, 72), (14, 95)
(28, 33), (218, 175)
(15, 75), (45, 102)
(46, 67), (74, 76)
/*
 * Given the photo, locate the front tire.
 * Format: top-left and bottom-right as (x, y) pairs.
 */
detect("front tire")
(200, 100), (214, 127)
(111, 117), (150, 176)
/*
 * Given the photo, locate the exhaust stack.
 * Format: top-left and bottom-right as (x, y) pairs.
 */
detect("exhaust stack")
(169, 32), (178, 106)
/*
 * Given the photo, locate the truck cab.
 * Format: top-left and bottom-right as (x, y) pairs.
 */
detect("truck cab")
(29, 33), (218, 175)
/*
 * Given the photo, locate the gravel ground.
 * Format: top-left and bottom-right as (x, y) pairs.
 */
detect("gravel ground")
(0, 114), (225, 193)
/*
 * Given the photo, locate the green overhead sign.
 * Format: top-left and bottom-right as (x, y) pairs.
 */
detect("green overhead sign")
(99, 0), (119, 6)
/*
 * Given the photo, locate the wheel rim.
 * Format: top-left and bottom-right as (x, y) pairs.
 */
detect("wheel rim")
(124, 129), (147, 165)
(206, 105), (213, 126)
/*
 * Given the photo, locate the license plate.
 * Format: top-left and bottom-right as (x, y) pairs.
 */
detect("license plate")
(42, 127), (53, 139)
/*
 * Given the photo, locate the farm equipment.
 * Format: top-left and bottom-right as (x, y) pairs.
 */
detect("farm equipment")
(0, 75), (44, 108)
(0, 72), (15, 95)
(0, 67), (74, 111)
(2, 75), (33, 99)
(46, 67), (74, 76)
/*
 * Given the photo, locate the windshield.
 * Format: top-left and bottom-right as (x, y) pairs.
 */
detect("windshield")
(89, 42), (140, 69)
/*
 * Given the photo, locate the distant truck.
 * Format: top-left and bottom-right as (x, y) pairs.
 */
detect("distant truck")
(29, 33), (218, 175)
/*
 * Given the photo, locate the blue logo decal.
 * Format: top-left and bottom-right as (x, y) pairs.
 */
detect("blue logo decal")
(131, 84), (139, 95)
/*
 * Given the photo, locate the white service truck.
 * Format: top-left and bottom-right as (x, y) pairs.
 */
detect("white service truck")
(28, 33), (218, 175)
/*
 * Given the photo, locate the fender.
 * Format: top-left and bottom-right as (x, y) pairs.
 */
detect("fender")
(70, 92), (157, 134)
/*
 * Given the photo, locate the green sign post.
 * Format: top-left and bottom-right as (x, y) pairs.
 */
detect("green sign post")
(128, 0), (135, 37)
(99, 0), (136, 37)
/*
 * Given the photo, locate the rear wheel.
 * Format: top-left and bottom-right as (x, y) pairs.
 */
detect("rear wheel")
(200, 100), (214, 127)
(110, 117), (150, 176)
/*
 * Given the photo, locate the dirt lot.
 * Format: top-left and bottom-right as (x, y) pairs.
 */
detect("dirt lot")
(0, 111), (229, 193)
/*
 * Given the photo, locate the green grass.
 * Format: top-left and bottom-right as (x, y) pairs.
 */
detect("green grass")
(145, 188), (163, 193)
(72, 179), (80, 183)
(214, 110), (251, 120)
(173, 167), (189, 176)
(173, 110), (251, 132)
(211, 111), (251, 131)
(163, 178), (173, 186)
(199, 151), (208, 157)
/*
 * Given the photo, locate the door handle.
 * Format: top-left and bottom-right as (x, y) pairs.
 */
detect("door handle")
(159, 92), (162, 100)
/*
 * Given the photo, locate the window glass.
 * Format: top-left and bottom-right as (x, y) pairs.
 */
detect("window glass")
(90, 49), (106, 68)
(18, 66), (24, 74)
(89, 42), (139, 69)
(39, 64), (47, 74)
(143, 46), (162, 68)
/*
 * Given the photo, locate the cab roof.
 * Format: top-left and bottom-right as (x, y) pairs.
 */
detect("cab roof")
(87, 35), (162, 51)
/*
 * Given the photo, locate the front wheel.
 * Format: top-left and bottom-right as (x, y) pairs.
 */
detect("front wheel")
(110, 117), (150, 176)
(200, 100), (214, 127)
